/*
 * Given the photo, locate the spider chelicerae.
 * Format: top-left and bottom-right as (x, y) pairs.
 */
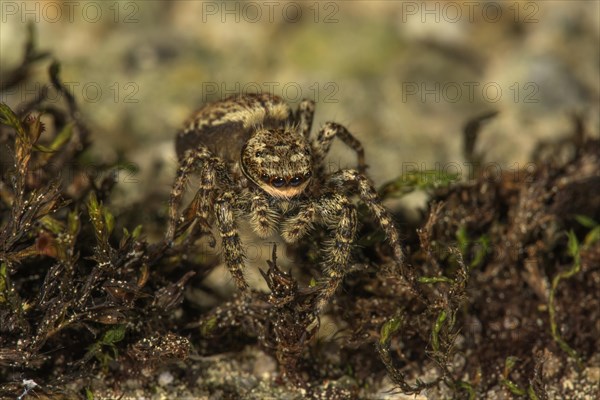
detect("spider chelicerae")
(166, 93), (404, 309)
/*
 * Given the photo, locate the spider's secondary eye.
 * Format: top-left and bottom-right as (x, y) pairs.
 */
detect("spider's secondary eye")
(255, 151), (263, 158)
(289, 176), (303, 186)
(304, 171), (312, 178)
(271, 177), (286, 187)
(260, 173), (270, 182)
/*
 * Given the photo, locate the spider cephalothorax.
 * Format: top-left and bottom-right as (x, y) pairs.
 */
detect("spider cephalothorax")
(241, 126), (313, 198)
(167, 92), (404, 310)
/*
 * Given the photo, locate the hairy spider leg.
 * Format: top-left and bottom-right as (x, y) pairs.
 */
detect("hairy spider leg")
(314, 193), (358, 311)
(296, 99), (316, 138)
(215, 191), (250, 293)
(312, 122), (367, 175)
(166, 145), (225, 242)
(329, 169), (405, 264)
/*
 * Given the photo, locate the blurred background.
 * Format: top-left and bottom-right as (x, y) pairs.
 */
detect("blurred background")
(1, 0), (599, 218)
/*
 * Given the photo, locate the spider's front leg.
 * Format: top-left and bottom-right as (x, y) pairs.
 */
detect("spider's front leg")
(215, 191), (250, 293)
(312, 122), (366, 174)
(329, 169), (405, 267)
(315, 194), (358, 311)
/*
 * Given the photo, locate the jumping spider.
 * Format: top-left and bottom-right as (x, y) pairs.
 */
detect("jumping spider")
(167, 93), (404, 309)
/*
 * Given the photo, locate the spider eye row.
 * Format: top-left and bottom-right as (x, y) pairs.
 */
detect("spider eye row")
(260, 172), (312, 187)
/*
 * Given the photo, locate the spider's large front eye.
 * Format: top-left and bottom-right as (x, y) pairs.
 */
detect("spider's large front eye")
(271, 177), (286, 187)
(289, 176), (303, 186)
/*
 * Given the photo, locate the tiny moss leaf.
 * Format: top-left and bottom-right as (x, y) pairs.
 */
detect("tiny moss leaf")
(102, 325), (126, 345)
(380, 317), (402, 345)
(201, 316), (218, 336)
(431, 310), (448, 352)
(418, 276), (453, 284)
(0, 263), (7, 304)
(574, 214), (598, 229)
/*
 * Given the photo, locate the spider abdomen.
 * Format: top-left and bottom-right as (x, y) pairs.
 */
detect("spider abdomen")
(175, 93), (293, 161)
